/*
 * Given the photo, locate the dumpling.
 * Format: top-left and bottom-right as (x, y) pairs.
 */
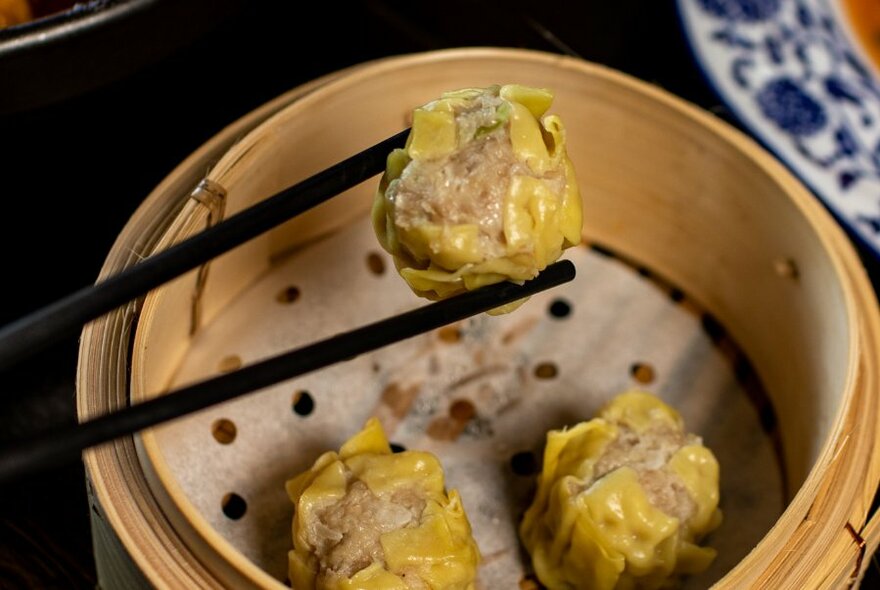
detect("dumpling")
(372, 84), (582, 313)
(285, 417), (481, 589)
(519, 390), (722, 590)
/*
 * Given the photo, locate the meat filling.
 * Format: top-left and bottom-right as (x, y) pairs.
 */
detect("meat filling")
(590, 425), (699, 524)
(307, 479), (428, 586)
(388, 91), (565, 262)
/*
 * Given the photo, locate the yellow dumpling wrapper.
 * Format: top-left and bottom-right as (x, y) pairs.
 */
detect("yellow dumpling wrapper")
(407, 110), (457, 161)
(372, 84), (583, 313)
(598, 390), (684, 433)
(520, 390), (722, 590)
(381, 492), (479, 588)
(337, 564), (408, 590)
(286, 418), (481, 590)
(667, 445), (723, 536)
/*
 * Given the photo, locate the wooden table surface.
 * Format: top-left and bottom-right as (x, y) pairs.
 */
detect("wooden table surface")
(1, 1), (878, 587)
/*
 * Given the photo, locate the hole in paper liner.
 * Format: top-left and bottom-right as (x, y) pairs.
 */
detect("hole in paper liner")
(366, 252), (386, 275)
(510, 451), (539, 476)
(630, 362), (656, 384)
(437, 324), (462, 343)
(533, 362), (558, 380)
(211, 418), (237, 444)
(276, 285), (301, 304)
(221, 493), (247, 520)
(292, 390), (315, 416)
(547, 298), (572, 318)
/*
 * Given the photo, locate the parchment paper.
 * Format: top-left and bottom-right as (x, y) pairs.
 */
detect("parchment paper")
(149, 214), (785, 588)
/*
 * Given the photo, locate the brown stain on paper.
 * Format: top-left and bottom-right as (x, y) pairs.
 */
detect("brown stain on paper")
(501, 316), (540, 346)
(428, 398), (478, 441)
(447, 365), (507, 394)
(370, 382), (422, 436)
(381, 382), (421, 418)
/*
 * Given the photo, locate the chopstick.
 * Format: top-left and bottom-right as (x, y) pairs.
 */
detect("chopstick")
(0, 260), (576, 484)
(0, 128), (411, 372)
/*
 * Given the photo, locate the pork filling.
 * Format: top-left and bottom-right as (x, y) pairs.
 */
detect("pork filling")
(388, 90), (564, 263)
(307, 479), (427, 585)
(590, 425), (699, 525)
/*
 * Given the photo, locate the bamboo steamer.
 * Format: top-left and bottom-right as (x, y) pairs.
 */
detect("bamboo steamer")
(77, 47), (880, 589)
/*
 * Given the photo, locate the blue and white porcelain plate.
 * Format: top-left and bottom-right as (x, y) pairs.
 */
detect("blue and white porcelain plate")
(677, 0), (880, 259)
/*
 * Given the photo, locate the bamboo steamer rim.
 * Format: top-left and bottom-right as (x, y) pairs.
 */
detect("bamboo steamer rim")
(79, 46), (880, 589)
(76, 62), (369, 589)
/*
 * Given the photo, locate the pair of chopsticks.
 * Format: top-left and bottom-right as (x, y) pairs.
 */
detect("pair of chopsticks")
(0, 128), (576, 484)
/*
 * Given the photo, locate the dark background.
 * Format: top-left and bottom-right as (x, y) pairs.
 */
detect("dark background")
(0, 1), (877, 587)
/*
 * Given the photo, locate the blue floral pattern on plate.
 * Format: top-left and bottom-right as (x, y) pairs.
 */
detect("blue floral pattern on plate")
(677, 0), (880, 254)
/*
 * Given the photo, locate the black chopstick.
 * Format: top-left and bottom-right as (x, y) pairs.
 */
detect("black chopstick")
(0, 260), (575, 484)
(0, 129), (411, 372)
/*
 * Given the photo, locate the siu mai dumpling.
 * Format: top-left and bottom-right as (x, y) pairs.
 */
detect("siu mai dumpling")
(372, 84), (582, 313)
(520, 390), (722, 590)
(286, 418), (481, 589)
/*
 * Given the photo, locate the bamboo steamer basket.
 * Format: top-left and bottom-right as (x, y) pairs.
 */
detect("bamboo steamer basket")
(77, 47), (880, 589)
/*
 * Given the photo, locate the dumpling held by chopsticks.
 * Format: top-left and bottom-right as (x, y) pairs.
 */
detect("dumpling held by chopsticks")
(372, 84), (582, 313)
